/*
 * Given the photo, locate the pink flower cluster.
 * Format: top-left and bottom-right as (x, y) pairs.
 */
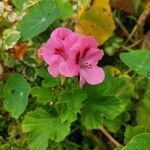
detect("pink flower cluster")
(38, 27), (105, 87)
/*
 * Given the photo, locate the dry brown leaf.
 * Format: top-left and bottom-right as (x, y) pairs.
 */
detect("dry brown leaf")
(111, 0), (135, 14)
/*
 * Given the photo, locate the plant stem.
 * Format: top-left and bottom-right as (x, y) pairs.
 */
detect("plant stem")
(100, 127), (122, 147)
(127, 38), (143, 48)
(114, 17), (134, 42)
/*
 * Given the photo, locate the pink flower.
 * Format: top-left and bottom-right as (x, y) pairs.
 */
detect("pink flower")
(67, 36), (105, 87)
(39, 27), (80, 77)
(39, 27), (105, 87)
(51, 27), (73, 41)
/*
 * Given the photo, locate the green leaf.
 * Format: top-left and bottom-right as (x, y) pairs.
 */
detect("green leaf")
(124, 125), (150, 144)
(22, 108), (51, 150)
(3, 74), (30, 118)
(136, 80), (150, 124)
(122, 133), (150, 150)
(54, 0), (73, 20)
(23, 66), (37, 81)
(136, 103), (150, 125)
(22, 108), (70, 150)
(120, 50), (150, 77)
(17, 0), (59, 40)
(31, 86), (53, 104)
(48, 119), (70, 142)
(59, 89), (87, 123)
(81, 95), (122, 129)
(12, 0), (28, 9)
(2, 29), (20, 50)
(81, 69), (133, 129)
(132, 0), (141, 13)
(81, 105), (104, 129)
(104, 111), (130, 133)
(37, 67), (59, 88)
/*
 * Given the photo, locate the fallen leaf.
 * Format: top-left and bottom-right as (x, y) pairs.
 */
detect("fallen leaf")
(111, 0), (135, 14)
(13, 43), (27, 60)
(75, 0), (115, 45)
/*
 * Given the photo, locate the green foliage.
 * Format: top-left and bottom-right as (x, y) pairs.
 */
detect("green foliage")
(136, 80), (150, 124)
(17, 0), (73, 40)
(81, 70), (134, 129)
(132, 0), (141, 13)
(2, 28), (20, 50)
(54, 0), (73, 20)
(59, 89), (87, 123)
(12, 0), (28, 10)
(81, 104), (104, 129)
(21, 81), (87, 149)
(17, 0), (59, 41)
(3, 74), (31, 118)
(1, 0), (150, 149)
(31, 86), (53, 104)
(120, 50), (150, 77)
(104, 35), (123, 56)
(104, 111), (130, 133)
(23, 66), (37, 81)
(124, 125), (150, 143)
(122, 133), (150, 150)
(37, 67), (59, 88)
(22, 108), (70, 150)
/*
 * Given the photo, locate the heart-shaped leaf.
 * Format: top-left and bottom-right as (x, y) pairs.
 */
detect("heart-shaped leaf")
(3, 74), (31, 118)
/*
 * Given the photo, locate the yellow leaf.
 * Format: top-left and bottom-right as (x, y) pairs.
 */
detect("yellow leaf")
(80, 0), (91, 7)
(75, 0), (115, 45)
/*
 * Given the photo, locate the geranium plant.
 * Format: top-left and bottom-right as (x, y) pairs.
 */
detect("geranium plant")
(0, 0), (150, 150)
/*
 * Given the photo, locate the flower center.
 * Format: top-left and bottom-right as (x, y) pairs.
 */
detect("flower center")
(75, 49), (93, 69)
(54, 48), (66, 59)
(82, 62), (93, 69)
(75, 48), (90, 65)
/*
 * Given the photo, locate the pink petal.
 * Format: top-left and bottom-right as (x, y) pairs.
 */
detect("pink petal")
(51, 27), (73, 40)
(47, 38), (64, 52)
(83, 48), (104, 65)
(64, 33), (81, 51)
(59, 61), (79, 77)
(47, 55), (64, 77)
(41, 38), (66, 63)
(40, 43), (53, 65)
(47, 65), (59, 77)
(98, 49), (104, 61)
(80, 66), (105, 85)
(68, 43), (82, 65)
(81, 36), (98, 49)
